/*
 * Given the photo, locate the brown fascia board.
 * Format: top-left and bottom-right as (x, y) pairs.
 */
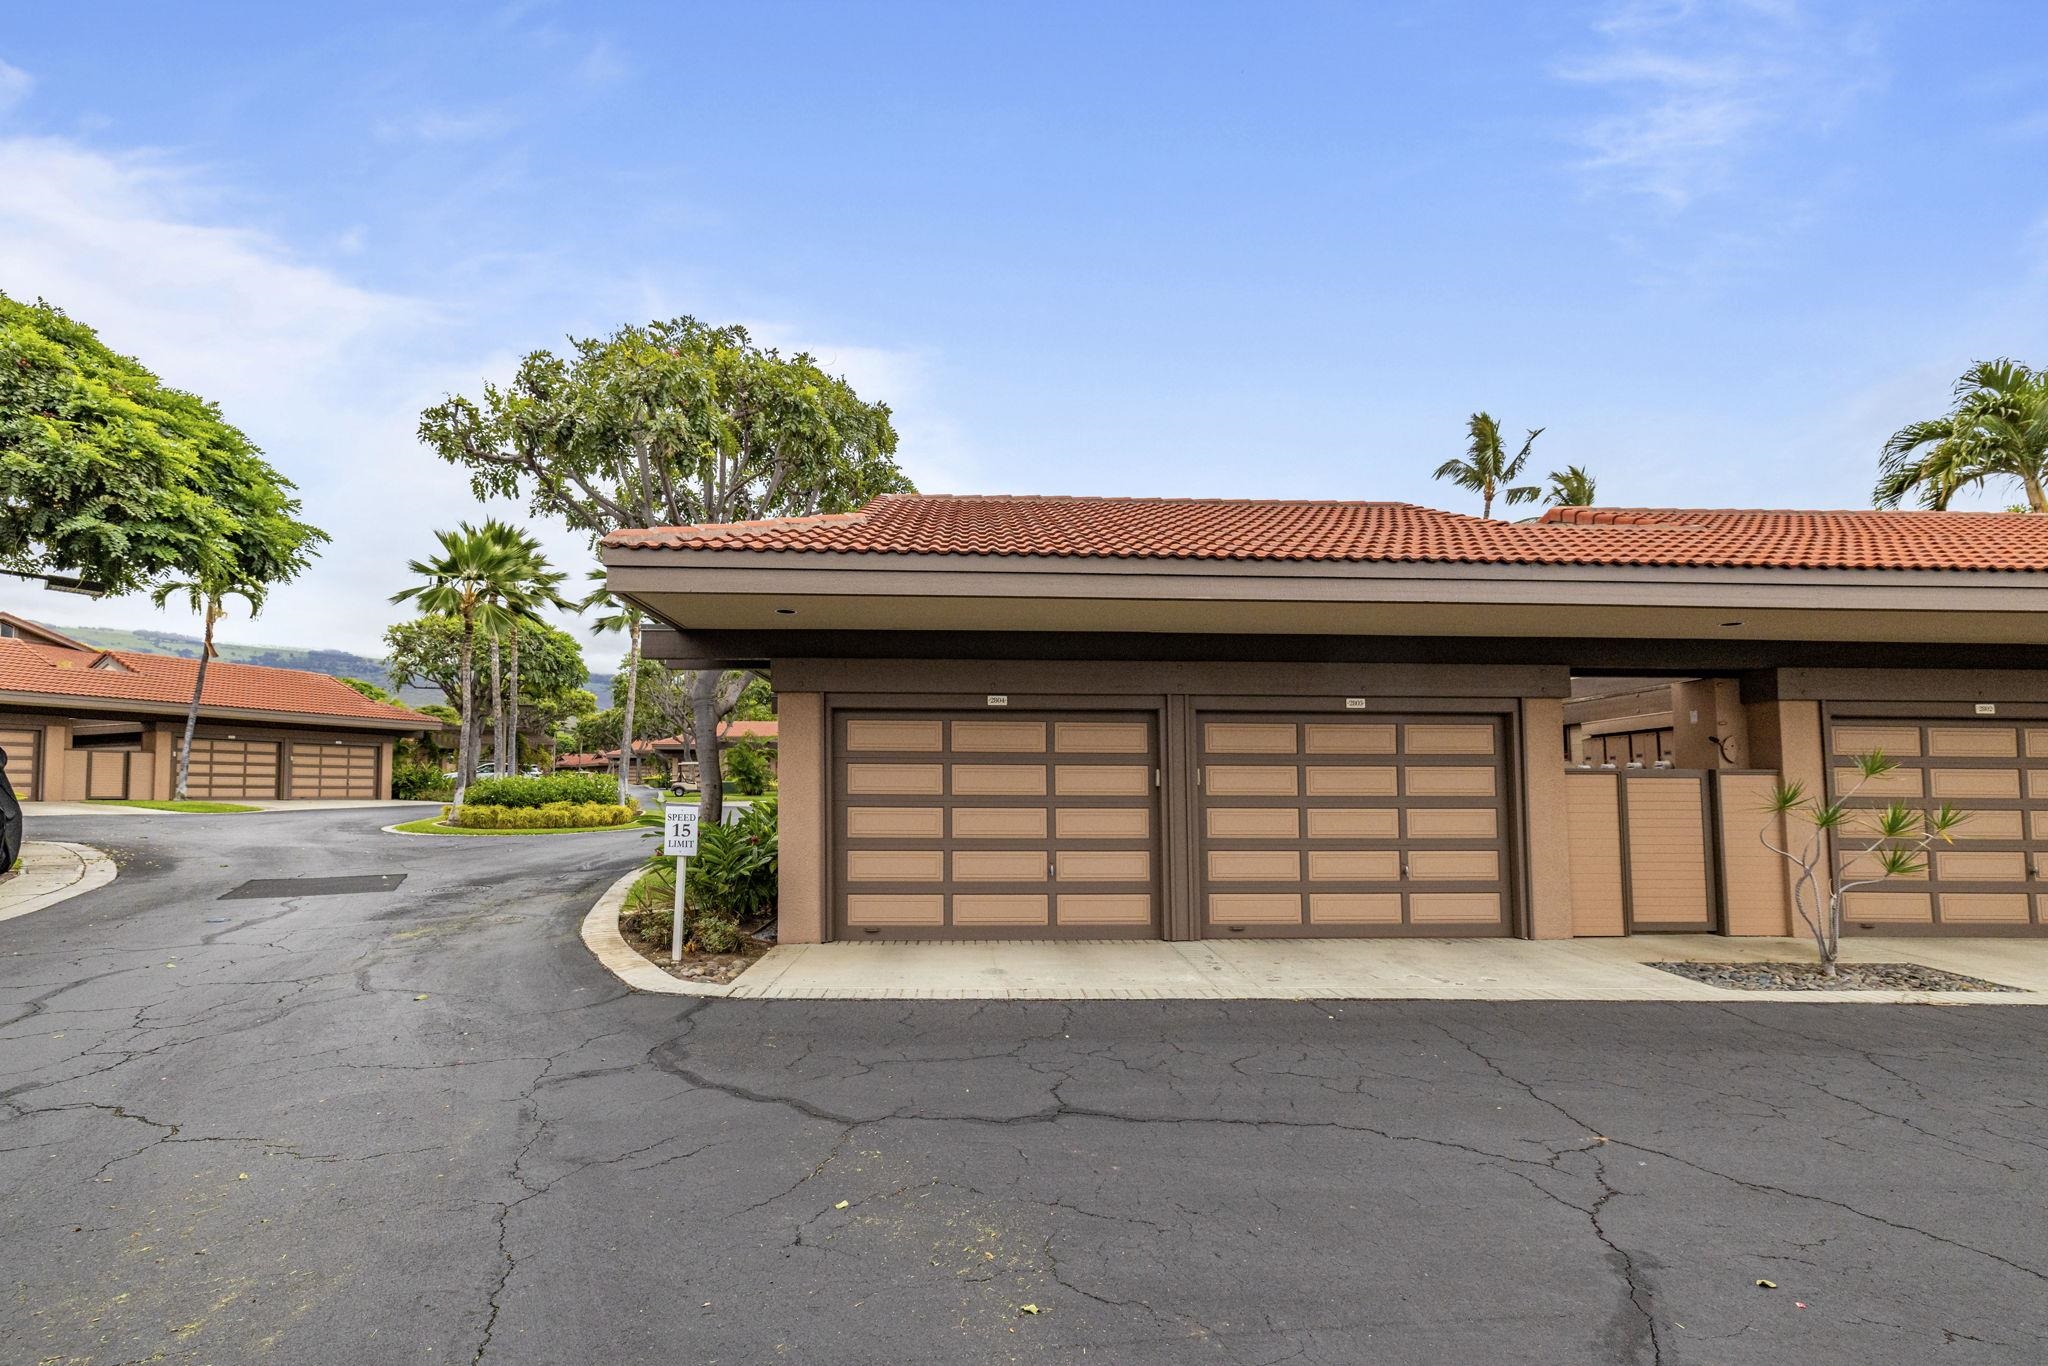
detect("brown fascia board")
(601, 546), (2048, 615)
(0, 691), (438, 733)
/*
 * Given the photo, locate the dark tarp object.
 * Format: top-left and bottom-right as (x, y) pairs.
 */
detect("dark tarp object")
(0, 746), (21, 873)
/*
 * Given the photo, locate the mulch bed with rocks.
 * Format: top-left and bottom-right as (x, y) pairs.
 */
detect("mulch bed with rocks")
(618, 922), (768, 985)
(1648, 960), (2022, 993)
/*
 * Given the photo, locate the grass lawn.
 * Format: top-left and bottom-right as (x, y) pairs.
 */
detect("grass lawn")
(390, 815), (650, 837)
(91, 799), (261, 814)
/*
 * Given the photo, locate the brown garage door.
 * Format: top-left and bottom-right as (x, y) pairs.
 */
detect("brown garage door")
(177, 737), (281, 800)
(834, 710), (1161, 939)
(1831, 717), (2048, 934)
(1, 726), (39, 800)
(1199, 712), (1512, 937)
(289, 741), (380, 798)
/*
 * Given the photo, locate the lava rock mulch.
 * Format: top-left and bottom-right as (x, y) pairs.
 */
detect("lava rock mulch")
(1648, 961), (2023, 992)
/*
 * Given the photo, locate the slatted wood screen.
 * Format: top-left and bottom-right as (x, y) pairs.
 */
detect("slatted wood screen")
(1562, 769), (1716, 933)
(1, 726), (39, 800)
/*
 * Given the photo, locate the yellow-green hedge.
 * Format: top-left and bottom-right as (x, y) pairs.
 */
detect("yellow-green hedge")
(442, 799), (639, 830)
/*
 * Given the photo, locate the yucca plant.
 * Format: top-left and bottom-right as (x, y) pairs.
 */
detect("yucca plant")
(1762, 752), (1967, 976)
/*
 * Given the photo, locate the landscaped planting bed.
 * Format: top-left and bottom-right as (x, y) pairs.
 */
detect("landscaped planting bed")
(1648, 961), (2021, 993)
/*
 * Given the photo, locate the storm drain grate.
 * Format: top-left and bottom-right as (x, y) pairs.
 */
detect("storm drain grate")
(220, 874), (408, 900)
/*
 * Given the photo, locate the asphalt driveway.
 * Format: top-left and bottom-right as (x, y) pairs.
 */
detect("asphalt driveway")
(3, 810), (2044, 1365)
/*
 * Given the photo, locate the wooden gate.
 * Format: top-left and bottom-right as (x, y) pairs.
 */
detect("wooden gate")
(1565, 768), (1717, 934)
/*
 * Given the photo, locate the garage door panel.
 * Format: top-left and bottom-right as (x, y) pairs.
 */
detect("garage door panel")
(834, 710), (1160, 939)
(846, 763), (944, 795)
(1941, 894), (2030, 923)
(1303, 723), (1394, 754)
(1207, 766), (1298, 796)
(950, 719), (1046, 752)
(846, 895), (945, 927)
(1830, 717), (2048, 933)
(846, 719), (943, 752)
(1305, 766), (1396, 796)
(179, 738), (281, 800)
(1054, 765), (1148, 796)
(1200, 712), (1510, 937)
(1054, 722), (1148, 753)
(847, 850), (946, 882)
(1929, 768), (2018, 800)
(952, 894), (1049, 926)
(1306, 850), (1401, 881)
(1209, 893), (1302, 923)
(1058, 894), (1152, 925)
(1404, 767), (1496, 797)
(1927, 727), (2018, 758)
(1307, 808), (1399, 839)
(848, 807), (946, 839)
(1403, 724), (1495, 755)
(952, 807), (1046, 839)
(1309, 894), (1402, 924)
(1057, 850), (1150, 881)
(2, 727), (41, 800)
(1410, 893), (1503, 923)
(1056, 807), (1149, 839)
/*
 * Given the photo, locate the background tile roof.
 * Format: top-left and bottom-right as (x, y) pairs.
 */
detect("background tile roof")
(0, 638), (431, 726)
(603, 494), (2048, 573)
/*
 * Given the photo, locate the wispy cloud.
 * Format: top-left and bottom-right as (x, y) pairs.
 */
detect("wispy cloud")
(0, 57), (33, 114)
(373, 106), (518, 144)
(1556, 1), (1880, 208)
(574, 38), (630, 87)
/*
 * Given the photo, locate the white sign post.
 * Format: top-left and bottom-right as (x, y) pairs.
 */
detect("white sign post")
(664, 806), (700, 963)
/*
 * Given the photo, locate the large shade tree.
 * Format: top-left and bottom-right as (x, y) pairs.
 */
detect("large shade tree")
(1875, 359), (2048, 512)
(0, 292), (325, 594)
(420, 317), (911, 820)
(1433, 413), (1544, 519)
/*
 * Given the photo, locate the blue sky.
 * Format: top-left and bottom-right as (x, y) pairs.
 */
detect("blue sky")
(3, 1), (2046, 651)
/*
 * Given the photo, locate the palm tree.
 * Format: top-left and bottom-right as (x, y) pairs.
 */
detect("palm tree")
(1875, 359), (2048, 512)
(391, 523), (528, 803)
(152, 571), (265, 800)
(581, 567), (644, 793)
(489, 527), (569, 776)
(1434, 413), (1544, 518)
(1543, 465), (1598, 507)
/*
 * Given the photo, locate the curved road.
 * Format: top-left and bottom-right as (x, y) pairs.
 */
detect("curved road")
(3, 809), (2045, 1364)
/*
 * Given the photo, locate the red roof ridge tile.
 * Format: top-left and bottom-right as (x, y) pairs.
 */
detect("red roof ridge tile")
(601, 494), (2048, 574)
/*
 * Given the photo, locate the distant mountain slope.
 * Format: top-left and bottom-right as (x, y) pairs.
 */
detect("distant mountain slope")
(51, 623), (614, 708)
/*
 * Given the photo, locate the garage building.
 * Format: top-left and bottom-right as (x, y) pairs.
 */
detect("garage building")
(602, 496), (2048, 943)
(0, 615), (433, 802)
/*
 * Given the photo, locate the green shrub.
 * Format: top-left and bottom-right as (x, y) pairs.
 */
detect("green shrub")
(464, 773), (620, 809)
(723, 739), (773, 795)
(690, 908), (747, 953)
(682, 809), (777, 921)
(445, 799), (639, 829)
(391, 761), (453, 801)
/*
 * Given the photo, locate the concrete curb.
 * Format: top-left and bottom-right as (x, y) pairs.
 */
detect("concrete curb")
(383, 821), (649, 838)
(0, 841), (118, 924)
(579, 865), (737, 997)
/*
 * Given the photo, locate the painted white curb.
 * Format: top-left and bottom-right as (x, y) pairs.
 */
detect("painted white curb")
(580, 864), (736, 997)
(0, 841), (117, 924)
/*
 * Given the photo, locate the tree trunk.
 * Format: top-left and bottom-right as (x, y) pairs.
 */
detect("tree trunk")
(174, 600), (216, 801)
(618, 614), (641, 794)
(454, 615), (476, 806)
(490, 636), (506, 773)
(2024, 469), (2048, 513)
(691, 669), (726, 826)
(507, 628), (522, 775)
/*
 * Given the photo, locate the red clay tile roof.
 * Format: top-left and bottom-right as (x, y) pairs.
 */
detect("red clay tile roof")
(0, 637), (432, 727)
(602, 494), (2048, 573)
